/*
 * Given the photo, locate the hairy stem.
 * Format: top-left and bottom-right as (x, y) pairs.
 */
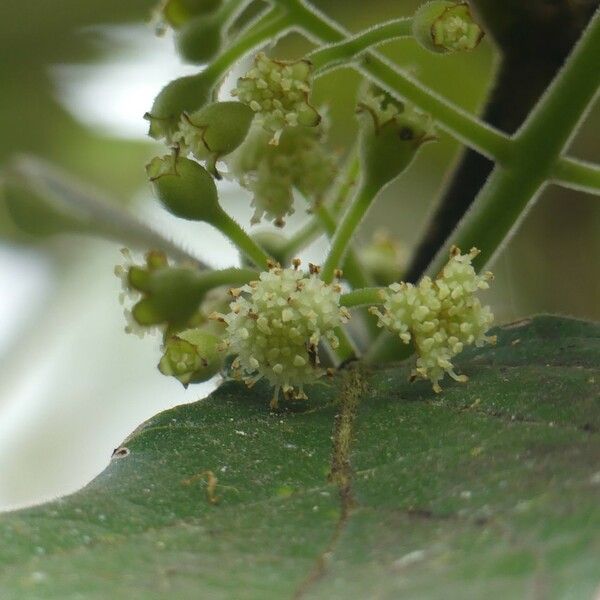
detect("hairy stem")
(309, 18), (412, 73)
(282, 0), (510, 160)
(426, 8), (600, 277)
(340, 288), (382, 308)
(321, 181), (378, 284)
(552, 157), (600, 195)
(211, 209), (271, 269)
(195, 267), (258, 290)
(203, 7), (291, 86)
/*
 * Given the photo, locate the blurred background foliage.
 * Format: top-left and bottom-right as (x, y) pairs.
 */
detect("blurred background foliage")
(0, 0), (597, 508)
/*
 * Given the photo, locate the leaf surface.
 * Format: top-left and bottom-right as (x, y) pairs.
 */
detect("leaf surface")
(1, 315), (598, 599)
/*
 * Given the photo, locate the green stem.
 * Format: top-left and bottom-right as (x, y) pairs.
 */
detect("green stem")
(552, 157), (600, 195)
(210, 208), (271, 269)
(203, 7), (291, 85)
(332, 326), (357, 364)
(282, 0), (511, 161)
(284, 219), (321, 258)
(195, 267), (258, 290)
(321, 181), (378, 283)
(425, 7), (600, 277)
(340, 287), (382, 308)
(308, 18), (412, 72)
(218, 0), (248, 26)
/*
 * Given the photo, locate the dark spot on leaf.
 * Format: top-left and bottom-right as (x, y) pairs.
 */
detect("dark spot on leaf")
(111, 447), (130, 459)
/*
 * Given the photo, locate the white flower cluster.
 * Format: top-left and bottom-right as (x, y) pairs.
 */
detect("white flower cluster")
(232, 52), (320, 142)
(216, 262), (349, 407)
(371, 247), (495, 392)
(226, 123), (337, 227)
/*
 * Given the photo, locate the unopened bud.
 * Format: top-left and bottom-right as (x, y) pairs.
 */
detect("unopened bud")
(358, 89), (436, 190)
(146, 154), (220, 222)
(159, 0), (222, 30)
(145, 73), (214, 141)
(176, 101), (254, 176)
(159, 328), (223, 385)
(176, 13), (223, 63)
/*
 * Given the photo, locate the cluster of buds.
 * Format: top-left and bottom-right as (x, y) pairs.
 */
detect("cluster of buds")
(214, 261), (349, 408)
(115, 249), (229, 384)
(370, 247), (495, 392)
(226, 122), (337, 227)
(232, 52), (321, 143)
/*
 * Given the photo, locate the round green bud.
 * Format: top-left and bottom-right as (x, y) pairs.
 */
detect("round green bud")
(147, 154), (221, 222)
(145, 73), (214, 141)
(412, 1), (484, 54)
(148, 268), (206, 325)
(358, 91), (436, 190)
(158, 328), (223, 386)
(176, 13), (223, 64)
(161, 0), (222, 29)
(177, 102), (254, 177)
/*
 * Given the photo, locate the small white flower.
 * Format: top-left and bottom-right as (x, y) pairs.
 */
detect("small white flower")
(216, 262), (349, 407)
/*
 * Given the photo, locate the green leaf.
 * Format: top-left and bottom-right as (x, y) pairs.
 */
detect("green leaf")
(1, 315), (599, 599)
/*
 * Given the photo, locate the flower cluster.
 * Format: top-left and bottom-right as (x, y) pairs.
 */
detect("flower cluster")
(412, 1), (484, 54)
(370, 247), (495, 392)
(214, 262), (349, 407)
(232, 52), (320, 143)
(225, 122), (337, 226)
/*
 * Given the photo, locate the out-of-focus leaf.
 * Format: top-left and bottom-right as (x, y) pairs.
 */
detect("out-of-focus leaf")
(0, 315), (598, 599)
(1, 156), (206, 266)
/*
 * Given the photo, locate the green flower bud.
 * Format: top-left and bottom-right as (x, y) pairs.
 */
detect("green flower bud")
(147, 154), (220, 222)
(175, 13), (223, 63)
(412, 1), (484, 54)
(358, 90), (436, 190)
(159, 0), (222, 30)
(117, 249), (213, 333)
(145, 73), (214, 141)
(133, 267), (206, 327)
(359, 230), (408, 286)
(159, 328), (223, 386)
(176, 101), (254, 177)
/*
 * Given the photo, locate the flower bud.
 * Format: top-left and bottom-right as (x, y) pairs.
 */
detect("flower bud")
(412, 1), (484, 54)
(175, 13), (223, 63)
(160, 0), (222, 30)
(232, 52), (320, 142)
(358, 90), (436, 190)
(146, 154), (220, 222)
(176, 101), (254, 176)
(159, 328), (223, 386)
(145, 73), (214, 141)
(132, 267), (206, 327)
